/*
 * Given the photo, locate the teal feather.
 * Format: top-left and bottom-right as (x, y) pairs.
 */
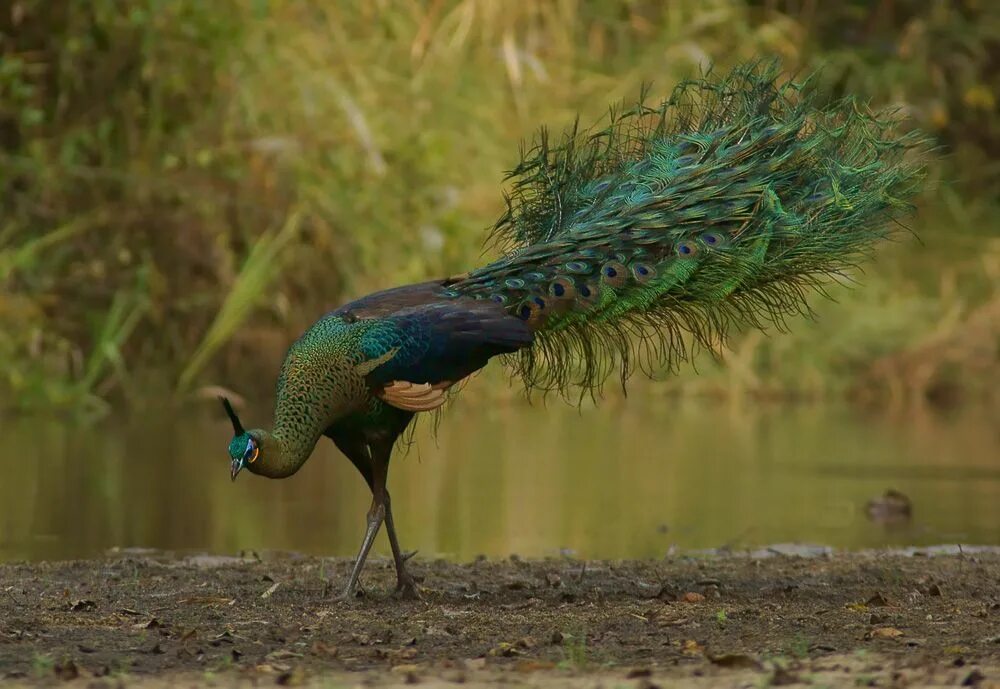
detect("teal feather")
(222, 60), (930, 598)
(449, 60), (930, 394)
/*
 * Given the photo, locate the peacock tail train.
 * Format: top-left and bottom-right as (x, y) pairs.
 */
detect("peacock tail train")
(445, 61), (930, 395)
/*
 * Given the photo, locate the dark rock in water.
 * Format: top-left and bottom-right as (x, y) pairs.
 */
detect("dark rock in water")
(866, 489), (913, 524)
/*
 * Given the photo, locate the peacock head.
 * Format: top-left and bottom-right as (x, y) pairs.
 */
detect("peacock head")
(221, 397), (260, 481)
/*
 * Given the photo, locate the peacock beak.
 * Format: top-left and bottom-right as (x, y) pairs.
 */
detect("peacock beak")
(231, 457), (244, 482)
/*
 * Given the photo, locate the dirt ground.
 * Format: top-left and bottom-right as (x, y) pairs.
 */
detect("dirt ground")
(2, 548), (999, 688)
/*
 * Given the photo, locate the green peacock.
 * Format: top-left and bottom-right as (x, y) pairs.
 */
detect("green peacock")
(221, 62), (928, 599)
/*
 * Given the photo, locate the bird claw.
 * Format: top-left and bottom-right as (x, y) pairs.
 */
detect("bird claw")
(338, 583), (366, 603)
(392, 550), (422, 599)
(394, 578), (421, 601)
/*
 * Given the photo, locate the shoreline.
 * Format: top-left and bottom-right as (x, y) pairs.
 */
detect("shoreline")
(2, 550), (998, 687)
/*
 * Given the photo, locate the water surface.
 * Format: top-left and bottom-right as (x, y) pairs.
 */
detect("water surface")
(2, 401), (997, 561)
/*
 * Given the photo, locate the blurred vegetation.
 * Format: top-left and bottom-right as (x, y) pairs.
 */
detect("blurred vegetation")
(1, 0), (998, 416)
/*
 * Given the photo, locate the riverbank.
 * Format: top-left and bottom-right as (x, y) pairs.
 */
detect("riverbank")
(2, 549), (998, 687)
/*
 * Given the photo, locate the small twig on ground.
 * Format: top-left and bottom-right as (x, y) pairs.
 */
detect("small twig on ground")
(4, 586), (24, 606)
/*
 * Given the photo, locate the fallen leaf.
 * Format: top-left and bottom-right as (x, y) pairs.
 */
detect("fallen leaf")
(311, 641), (338, 657)
(516, 660), (555, 672)
(178, 596), (235, 606)
(396, 647), (418, 660)
(212, 630), (234, 642)
(391, 664), (420, 684)
(681, 639), (703, 655)
(771, 666), (801, 686)
(708, 653), (763, 670)
(866, 592), (891, 607)
(276, 667), (307, 686)
(54, 659), (78, 681)
(488, 642), (520, 657)
(464, 657), (487, 671)
(868, 627), (903, 639)
(655, 585), (679, 601)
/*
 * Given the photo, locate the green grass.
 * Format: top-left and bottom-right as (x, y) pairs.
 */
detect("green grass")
(1, 0), (997, 414)
(558, 631), (589, 670)
(30, 653), (53, 679)
(784, 634), (811, 659)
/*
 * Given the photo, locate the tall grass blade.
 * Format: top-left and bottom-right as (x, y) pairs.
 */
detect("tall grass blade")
(177, 209), (304, 393)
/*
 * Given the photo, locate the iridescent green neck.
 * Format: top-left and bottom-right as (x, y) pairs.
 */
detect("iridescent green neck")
(245, 424), (321, 479)
(245, 313), (378, 478)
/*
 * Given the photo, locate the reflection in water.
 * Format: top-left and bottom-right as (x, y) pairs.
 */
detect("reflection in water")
(1, 401), (998, 561)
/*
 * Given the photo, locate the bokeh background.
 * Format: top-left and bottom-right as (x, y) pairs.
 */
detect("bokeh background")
(2, 0), (998, 413)
(0, 1), (998, 561)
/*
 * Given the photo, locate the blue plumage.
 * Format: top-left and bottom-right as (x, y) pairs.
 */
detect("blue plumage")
(221, 61), (929, 601)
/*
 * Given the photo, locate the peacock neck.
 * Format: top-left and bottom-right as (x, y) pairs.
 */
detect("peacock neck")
(249, 426), (316, 478)
(250, 314), (372, 478)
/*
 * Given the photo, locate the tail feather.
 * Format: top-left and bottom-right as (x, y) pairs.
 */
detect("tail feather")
(447, 61), (931, 395)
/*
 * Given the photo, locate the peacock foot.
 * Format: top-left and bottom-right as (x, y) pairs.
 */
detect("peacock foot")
(338, 581), (367, 603)
(392, 549), (422, 600)
(394, 577), (421, 601)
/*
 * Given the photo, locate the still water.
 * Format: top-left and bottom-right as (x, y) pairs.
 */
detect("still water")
(1, 401), (997, 562)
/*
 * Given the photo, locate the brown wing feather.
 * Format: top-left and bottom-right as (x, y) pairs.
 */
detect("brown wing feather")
(335, 281), (449, 320)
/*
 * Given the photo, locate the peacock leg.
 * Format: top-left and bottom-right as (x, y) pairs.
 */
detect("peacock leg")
(382, 495), (420, 599)
(368, 444), (421, 599)
(331, 418), (419, 600)
(340, 498), (385, 600)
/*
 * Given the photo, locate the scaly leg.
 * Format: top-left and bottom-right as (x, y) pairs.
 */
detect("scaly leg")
(383, 494), (420, 599)
(340, 498), (385, 600)
(332, 423), (420, 600)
